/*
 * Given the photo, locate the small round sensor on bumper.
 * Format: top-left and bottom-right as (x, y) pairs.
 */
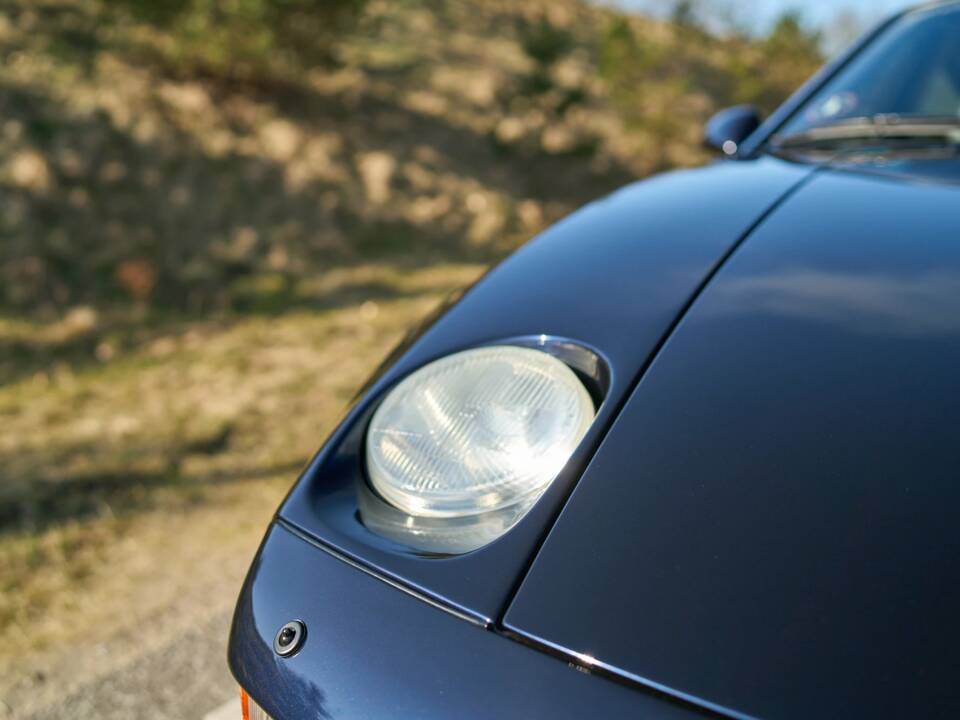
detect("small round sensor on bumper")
(273, 620), (306, 657)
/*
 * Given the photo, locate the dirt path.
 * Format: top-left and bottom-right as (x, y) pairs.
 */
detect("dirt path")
(19, 611), (235, 720)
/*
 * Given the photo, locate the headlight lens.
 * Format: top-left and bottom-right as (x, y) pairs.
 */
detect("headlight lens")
(365, 345), (595, 520)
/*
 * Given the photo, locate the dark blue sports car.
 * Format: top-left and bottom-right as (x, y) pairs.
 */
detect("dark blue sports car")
(229, 3), (960, 718)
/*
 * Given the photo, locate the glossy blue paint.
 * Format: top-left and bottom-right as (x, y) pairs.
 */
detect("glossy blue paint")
(228, 522), (712, 720)
(277, 156), (812, 623)
(504, 168), (960, 719)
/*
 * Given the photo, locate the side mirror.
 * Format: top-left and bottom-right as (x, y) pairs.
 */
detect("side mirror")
(704, 105), (761, 156)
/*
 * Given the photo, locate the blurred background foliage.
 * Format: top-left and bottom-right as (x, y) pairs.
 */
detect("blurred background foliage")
(0, 0), (823, 714)
(0, 0), (822, 326)
(110, 0), (368, 75)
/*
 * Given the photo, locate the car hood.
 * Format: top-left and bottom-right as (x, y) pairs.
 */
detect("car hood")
(277, 155), (813, 623)
(504, 168), (960, 719)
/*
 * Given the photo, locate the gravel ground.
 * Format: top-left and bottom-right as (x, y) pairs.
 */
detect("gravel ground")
(18, 611), (235, 720)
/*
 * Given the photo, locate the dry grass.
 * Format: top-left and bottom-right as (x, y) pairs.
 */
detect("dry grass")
(0, 269), (482, 711)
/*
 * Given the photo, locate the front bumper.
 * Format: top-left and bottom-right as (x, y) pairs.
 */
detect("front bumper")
(228, 522), (707, 720)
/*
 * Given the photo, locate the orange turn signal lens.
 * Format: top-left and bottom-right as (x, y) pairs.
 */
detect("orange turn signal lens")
(240, 688), (272, 720)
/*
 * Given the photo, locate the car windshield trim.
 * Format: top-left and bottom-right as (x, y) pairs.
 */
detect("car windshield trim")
(771, 114), (960, 150)
(751, 2), (960, 158)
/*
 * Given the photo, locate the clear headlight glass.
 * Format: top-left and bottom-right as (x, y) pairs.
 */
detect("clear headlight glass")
(365, 345), (595, 527)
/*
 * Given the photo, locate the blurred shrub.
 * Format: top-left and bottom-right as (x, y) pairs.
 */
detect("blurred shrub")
(597, 15), (691, 167)
(521, 18), (576, 69)
(751, 12), (823, 109)
(670, 0), (702, 33)
(491, 14), (598, 159)
(113, 0), (367, 76)
(598, 8), (822, 165)
(519, 16), (576, 97)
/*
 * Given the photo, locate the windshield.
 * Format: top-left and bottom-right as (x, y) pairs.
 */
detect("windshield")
(777, 4), (960, 139)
